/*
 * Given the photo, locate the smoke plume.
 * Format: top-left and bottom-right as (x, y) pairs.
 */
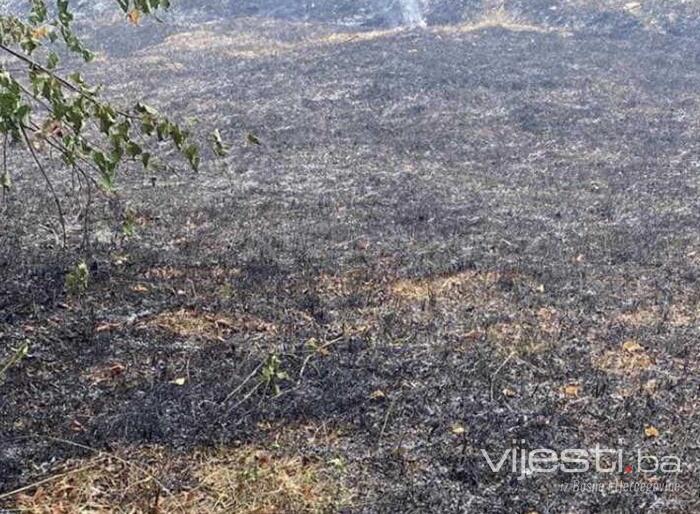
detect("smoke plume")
(398, 0), (428, 28)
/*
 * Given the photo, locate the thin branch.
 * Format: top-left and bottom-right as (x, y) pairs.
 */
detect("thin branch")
(20, 125), (67, 246)
(0, 42), (80, 93)
(220, 359), (265, 406)
(1, 133), (7, 209)
(225, 380), (263, 417)
(489, 351), (515, 402)
(0, 43), (137, 120)
(377, 396), (398, 448)
(13, 74), (54, 113)
(20, 120), (108, 195)
(0, 459), (105, 501)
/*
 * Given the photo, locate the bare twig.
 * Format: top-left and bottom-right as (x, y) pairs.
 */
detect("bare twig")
(377, 396), (398, 448)
(225, 380), (263, 416)
(1, 133), (7, 209)
(298, 336), (342, 383)
(20, 125), (66, 246)
(0, 459), (105, 501)
(490, 351), (515, 401)
(220, 359), (264, 406)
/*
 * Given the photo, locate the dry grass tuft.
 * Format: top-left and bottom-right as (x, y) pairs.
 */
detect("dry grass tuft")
(486, 321), (527, 346)
(593, 340), (654, 375)
(314, 28), (403, 46)
(391, 270), (557, 354)
(143, 265), (233, 282)
(144, 266), (187, 280)
(317, 271), (371, 298)
(159, 30), (290, 59)
(485, 320), (551, 355)
(145, 309), (276, 341)
(390, 270), (502, 302)
(191, 448), (340, 514)
(614, 306), (661, 328)
(155, 26), (401, 61)
(436, 6), (567, 36)
(9, 445), (346, 514)
(613, 302), (698, 328)
(668, 303), (698, 326)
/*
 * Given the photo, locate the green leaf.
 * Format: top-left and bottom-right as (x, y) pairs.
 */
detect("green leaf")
(135, 102), (159, 116)
(126, 141), (142, 158)
(141, 116), (156, 136)
(210, 128), (228, 157)
(170, 124), (186, 149)
(68, 72), (84, 85)
(96, 106), (116, 134)
(46, 52), (60, 70)
(29, 0), (48, 25)
(184, 144), (200, 172)
(1, 172), (11, 190)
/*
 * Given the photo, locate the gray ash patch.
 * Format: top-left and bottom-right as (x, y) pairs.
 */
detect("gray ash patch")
(2, 2), (700, 512)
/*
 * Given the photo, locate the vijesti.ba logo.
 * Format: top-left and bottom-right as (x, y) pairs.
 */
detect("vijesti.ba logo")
(481, 441), (682, 480)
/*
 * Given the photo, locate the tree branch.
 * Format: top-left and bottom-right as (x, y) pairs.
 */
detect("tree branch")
(20, 125), (67, 246)
(0, 42), (81, 93)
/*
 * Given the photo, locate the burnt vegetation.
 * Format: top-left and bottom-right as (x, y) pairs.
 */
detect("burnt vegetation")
(1, 1), (700, 512)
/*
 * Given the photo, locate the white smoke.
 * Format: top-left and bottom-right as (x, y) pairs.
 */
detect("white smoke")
(398, 0), (428, 28)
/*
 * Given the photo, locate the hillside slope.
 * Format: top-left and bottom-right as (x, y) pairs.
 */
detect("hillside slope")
(1, 1), (699, 512)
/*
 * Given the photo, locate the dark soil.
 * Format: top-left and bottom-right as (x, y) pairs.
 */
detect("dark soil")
(1, 1), (699, 512)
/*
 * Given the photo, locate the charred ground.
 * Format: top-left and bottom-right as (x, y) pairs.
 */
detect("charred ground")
(1, 1), (700, 512)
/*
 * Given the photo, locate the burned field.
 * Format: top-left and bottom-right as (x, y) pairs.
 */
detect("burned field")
(1, 2), (700, 512)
